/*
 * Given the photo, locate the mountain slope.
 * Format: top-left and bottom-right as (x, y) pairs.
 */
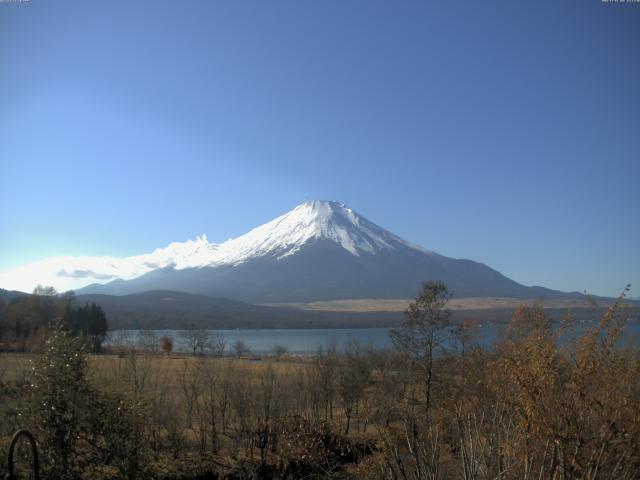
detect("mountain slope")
(77, 200), (576, 302)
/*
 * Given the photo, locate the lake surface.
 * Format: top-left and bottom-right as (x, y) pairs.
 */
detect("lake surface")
(107, 319), (640, 355)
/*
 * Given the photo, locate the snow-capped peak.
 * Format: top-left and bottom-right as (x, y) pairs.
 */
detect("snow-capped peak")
(208, 200), (421, 264)
(0, 201), (426, 292)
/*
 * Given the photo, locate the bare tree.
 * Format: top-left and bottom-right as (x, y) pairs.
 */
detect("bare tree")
(309, 341), (338, 422)
(181, 329), (212, 356)
(232, 339), (251, 357)
(109, 329), (133, 355)
(120, 338), (155, 395)
(139, 330), (159, 353)
(211, 332), (227, 356)
(390, 280), (451, 414)
(176, 358), (202, 429)
(230, 371), (252, 457)
(272, 344), (288, 360)
(197, 357), (221, 452)
(143, 356), (172, 454)
(252, 366), (276, 464)
(217, 360), (236, 435)
(337, 340), (372, 434)
(452, 320), (479, 388)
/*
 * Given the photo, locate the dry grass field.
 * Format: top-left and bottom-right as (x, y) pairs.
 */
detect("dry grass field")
(267, 296), (614, 312)
(1, 297), (639, 479)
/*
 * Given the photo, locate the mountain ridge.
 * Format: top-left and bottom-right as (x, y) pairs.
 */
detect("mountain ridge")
(1, 200), (585, 302)
(76, 201), (582, 302)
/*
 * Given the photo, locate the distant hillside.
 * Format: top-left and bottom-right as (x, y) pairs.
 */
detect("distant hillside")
(2, 288), (624, 330)
(75, 290), (401, 329)
(74, 290), (623, 330)
(0, 288), (29, 302)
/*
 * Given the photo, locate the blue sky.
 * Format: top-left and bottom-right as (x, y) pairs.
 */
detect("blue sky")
(0, 0), (638, 297)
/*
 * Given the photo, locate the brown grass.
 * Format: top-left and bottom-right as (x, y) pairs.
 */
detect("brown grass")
(266, 296), (613, 312)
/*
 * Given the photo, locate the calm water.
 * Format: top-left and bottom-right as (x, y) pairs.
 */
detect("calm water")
(107, 319), (640, 355)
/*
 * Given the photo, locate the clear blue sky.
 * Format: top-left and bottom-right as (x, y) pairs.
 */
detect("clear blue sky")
(1, 0), (638, 297)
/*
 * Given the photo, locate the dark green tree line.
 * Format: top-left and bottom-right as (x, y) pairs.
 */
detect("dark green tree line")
(0, 286), (108, 352)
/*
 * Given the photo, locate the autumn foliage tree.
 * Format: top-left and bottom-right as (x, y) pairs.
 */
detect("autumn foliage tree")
(488, 286), (640, 479)
(160, 335), (174, 356)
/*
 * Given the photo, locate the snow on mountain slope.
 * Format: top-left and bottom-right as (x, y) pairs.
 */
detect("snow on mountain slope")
(0, 201), (427, 292)
(0, 235), (220, 293)
(211, 200), (427, 264)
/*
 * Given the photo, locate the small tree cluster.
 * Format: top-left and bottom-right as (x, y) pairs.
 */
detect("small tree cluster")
(0, 287), (108, 353)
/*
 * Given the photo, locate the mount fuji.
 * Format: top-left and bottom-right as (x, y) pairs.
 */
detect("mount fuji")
(73, 200), (569, 303)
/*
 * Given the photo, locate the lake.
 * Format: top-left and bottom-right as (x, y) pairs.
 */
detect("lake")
(107, 319), (640, 355)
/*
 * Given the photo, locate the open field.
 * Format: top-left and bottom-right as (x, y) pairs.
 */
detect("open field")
(266, 296), (623, 312)
(0, 352), (303, 383)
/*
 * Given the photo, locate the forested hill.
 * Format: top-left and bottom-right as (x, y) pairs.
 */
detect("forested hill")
(0, 288), (28, 302)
